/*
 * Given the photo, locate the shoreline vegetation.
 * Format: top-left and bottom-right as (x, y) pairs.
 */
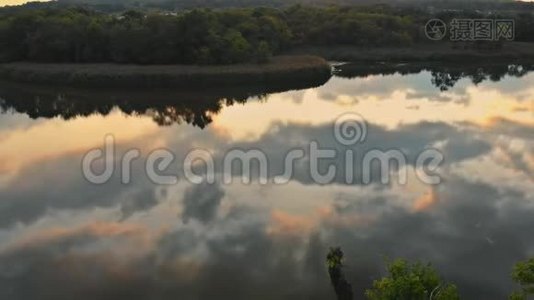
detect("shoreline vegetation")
(0, 4), (533, 87)
(3, 45), (534, 87)
(290, 42), (534, 63)
(0, 55), (332, 88)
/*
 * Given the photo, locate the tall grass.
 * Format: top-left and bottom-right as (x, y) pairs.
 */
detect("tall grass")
(0, 56), (331, 88)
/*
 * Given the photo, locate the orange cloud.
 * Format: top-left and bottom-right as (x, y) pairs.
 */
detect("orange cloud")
(413, 188), (439, 212)
(267, 209), (316, 236)
(0, 112), (159, 182)
(267, 204), (378, 237)
(3, 222), (152, 254)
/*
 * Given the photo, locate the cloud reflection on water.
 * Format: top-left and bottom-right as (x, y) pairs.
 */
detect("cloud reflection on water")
(0, 66), (532, 299)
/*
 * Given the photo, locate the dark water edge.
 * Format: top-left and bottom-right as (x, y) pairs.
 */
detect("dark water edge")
(0, 69), (331, 128)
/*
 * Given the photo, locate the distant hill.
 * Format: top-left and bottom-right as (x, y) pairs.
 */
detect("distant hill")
(54, 0), (532, 10)
(53, 0), (519, 6)
(1, 0), (531, 13)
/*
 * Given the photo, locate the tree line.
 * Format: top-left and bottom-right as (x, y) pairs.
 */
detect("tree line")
(0, 7), (291, 64)
(0, 5), (533, 64)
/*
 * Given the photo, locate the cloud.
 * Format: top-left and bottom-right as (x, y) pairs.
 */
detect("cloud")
(0, 117), (506, 229)
(119, 188), (161, 221)
(0, 214), (333, 300)
(0, 174), (533, 299)
(0, 222), (157, 300)
(267, 209), (315, 236)
(182, 181), (225, 224)
(412, 187), (439, 212)
(214, 120), (492, 185)
(0, 147), (165, 228)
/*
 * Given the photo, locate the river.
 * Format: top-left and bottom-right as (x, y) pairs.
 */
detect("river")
(0, 63), (532, 299)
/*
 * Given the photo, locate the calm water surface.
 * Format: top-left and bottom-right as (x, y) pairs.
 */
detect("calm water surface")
(0, 64), (532, 299)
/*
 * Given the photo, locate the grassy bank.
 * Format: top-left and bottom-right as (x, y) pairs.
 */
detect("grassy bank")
(289, 42), (534, 63)
(0, 55), (331, 88)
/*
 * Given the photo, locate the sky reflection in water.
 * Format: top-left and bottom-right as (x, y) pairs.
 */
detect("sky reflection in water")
(0, 66), (532, 299)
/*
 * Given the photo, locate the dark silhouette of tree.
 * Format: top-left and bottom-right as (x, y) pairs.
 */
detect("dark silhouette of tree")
(326, 247), (354, 300)
(431, 71), (462, 92)
(0, 74), (328, 128)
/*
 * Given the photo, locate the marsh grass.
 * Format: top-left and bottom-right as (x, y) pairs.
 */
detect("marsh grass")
(0, 55), (331, 88)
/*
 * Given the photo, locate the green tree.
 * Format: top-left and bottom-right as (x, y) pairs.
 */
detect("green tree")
(365, 259), (459, 300)
(254, 41), (272, 63)
(510, 258), (534, 300)
(219, 29), (251, 64)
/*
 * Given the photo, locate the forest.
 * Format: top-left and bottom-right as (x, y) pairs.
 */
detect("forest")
(0, 4), (533, 64)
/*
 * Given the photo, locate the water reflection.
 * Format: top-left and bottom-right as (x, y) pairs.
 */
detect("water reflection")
(0, 74), (330, 128)
(2, 62), (532, 130)
(0, 63), (532, 300)
(335, 62), (534, 91)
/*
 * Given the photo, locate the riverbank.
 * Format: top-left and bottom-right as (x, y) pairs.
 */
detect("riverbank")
(0, 55), (331, 88)
(289, 42), (534, 63)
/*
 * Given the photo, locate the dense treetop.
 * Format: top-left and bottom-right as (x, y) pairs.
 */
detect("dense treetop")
(0, 7), (291, 64)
